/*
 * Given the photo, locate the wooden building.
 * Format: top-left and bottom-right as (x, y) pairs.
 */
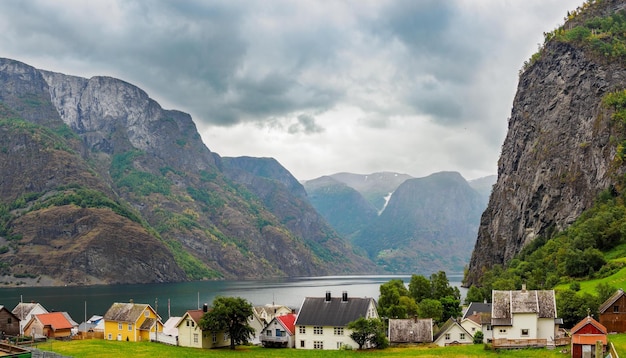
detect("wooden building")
(570, 315), (607, 358)
(598, 289), (626, 333)
(0, 305), (20, 336)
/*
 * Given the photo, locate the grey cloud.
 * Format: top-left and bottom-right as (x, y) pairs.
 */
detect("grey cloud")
(288, 114), (324, 135)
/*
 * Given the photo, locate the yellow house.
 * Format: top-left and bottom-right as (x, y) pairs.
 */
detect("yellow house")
(103, 301), (162, 342)
(177, 305), (229, 349)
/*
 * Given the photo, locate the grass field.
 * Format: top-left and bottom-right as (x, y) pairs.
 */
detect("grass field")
(554, 244), (626, 294)
(33, 339), (580, 358)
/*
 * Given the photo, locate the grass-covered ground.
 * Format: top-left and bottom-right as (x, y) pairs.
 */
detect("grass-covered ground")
(31, 339), (583, 358)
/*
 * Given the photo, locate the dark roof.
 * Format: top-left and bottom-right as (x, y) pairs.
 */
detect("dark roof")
(103, 302), (158, 323)
(462, 302), (492, 320)
(295, 296), (375, 326)
(388, 318), (433, 343)
(139, 318), (156, 330)
(491, 289), (556, 326)
(599, 289), (625, 313)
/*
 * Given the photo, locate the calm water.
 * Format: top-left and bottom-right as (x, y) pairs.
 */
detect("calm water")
(0, 275), (466, 323)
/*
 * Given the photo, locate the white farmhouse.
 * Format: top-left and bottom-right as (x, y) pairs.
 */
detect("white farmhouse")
(295, 291), (378, 350)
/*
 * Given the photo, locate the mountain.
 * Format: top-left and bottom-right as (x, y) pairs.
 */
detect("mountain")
(465, 0), (626, 286)
(468, 175), (496, 207)
(352, 171), (484, 274)
(302, 176), (378, 238)
(328, 172), (413, 212)
(0, 58), (375, 286)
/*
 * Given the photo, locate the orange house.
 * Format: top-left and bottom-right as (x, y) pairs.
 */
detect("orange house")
(571, 315), (607, 358)
(24, 312), (77, 339)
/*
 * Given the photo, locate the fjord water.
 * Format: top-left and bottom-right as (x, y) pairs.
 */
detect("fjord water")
(0, 275), (465, 322)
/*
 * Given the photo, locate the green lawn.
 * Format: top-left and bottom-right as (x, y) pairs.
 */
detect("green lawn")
(34, 339), (572, 358)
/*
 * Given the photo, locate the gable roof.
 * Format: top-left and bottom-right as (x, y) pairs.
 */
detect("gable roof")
(12, 302), (48, 320)
(0, 305), (20, 322)
(276, 313), (296, 335)
(103, 302), (158, 323)
(295, 296), (375, 326)
(34, 312), (75, 330)
(492, 289), (556, 326)
(599, 289), (625, 313)
(388, 318), (433, 343)
(433, 318), (472, 342)
(163, 317), (181, 336)
(571, 316), (607, 336)
(181, 309), (205, 325)
(462, 302), (492, 320)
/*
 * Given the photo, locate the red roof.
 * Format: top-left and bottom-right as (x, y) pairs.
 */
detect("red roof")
(277, 314), (296, 335)
(571, 316), (607, 336)
(571, 316), (608, 346)
(36, 312), (74, 330)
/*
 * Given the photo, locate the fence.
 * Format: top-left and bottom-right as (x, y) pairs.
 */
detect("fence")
(150, 332), (178, 346)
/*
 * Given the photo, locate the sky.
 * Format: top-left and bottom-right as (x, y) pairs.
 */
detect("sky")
(0, 0), (582, 181)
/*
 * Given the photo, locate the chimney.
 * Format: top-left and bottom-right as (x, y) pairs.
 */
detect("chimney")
(203, 303), (208, 313)
(342, 291), (348, 302)
(325, 291), (331, 302)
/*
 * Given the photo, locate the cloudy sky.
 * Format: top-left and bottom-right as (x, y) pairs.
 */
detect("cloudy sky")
(0, 0), (581, 180)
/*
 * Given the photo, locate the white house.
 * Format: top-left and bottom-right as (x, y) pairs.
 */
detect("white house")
(295, 291), (378, 350)
(176, 306), (229, 349)
(463, 302), (492, 343)
(260, 313), (297, 348)
(433, 318), (473, 346)
(12, 302), (48, 335)
(491, 287), (560, 348)
(250, 304), (290, 344)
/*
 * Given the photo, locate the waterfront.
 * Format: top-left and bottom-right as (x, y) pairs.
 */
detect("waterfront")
(0, 275), (465, 322)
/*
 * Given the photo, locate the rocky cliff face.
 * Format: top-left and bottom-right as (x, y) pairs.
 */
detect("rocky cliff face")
(465, 1), (626, 285)
(0, 58), (375, 286)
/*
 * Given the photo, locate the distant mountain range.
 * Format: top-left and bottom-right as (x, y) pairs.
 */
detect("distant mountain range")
(303, 172), (495, 274)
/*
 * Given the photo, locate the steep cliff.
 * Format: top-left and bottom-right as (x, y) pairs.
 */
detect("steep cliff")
(465, 0), (626, 286)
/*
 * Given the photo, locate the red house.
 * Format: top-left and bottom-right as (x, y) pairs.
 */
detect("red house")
(570, 315), (607, 358)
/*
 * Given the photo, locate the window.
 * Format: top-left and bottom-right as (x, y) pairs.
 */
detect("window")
(334, 327), (344, 335)
(7, 318), (11, 324)
(128, 323), (132, 331)
(445, 333), (450, 340)
(299, 326), (306, 334)
(471, 327), (475, 332)
(266, 330), (272, 336)
(314, 326), (323, 335)
(118, 323), (123, 330)
(144, 311), (149, 317)
(313, 341), (323, 349)
(615, 305), (620, 313)
(108, 333), (112, 340)
(186, 320), (190, 327)
(300, 340), (305, 348)
(521, 329), (529, 336)
(499, 329), (507, 333)
(212, 332), (217, 343)
(460, 333), (465, 340)
(337, 342), (343, 349)
(486, 325), (492, 331)
(191, 321), (195, 327)
(193, 333), (198, 343)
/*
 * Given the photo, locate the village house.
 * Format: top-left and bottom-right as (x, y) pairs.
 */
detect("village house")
(0, 305), (20, 337)
(433, 317), (473, 346)
(251, 304), (292, 344)
(462, 302), (492, 343)
(387, 318), (432, 344)
(491, 286), (564, 349)
(294, 291), (378, 350)
(12, 302), (48, 335)
(570, 315), (607, 358)
(176, 305), (229, 349)
(23, 312), (77, 339)
(260, 313), (297, 348)
(598, 288), (626, 333)
(103, 301), (162, 342)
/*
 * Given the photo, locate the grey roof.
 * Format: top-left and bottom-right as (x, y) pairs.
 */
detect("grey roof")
(139, 318), (156, 330)
(388, 318), (433, 343)
(12, 303), (47, 320)
(491, 289), (556, 326)
(295, 297), (375, 326)
(104, 302), (158, 323)
(599, 289), (625, 313)
(462, 302), (492, 320)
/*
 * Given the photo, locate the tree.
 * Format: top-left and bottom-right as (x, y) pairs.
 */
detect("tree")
(464, 285), (485, 305)
(440, 296), (462, 321)
(408, 274), (431, 302)
(595, 282), (617, 303)
(378, 279), (412, 319)
(199, 296), (255, 350)
(347, 317), (388, 349)
(430, 271), (460, 300)
(473, 330), (484, 344)
(417, 298), (443, 323)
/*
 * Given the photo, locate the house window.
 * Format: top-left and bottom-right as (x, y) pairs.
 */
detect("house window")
(191, 321), (195, 327)
(334, 327), (344, 335)
(471, 327), (475, 332)
(314, 326), (323, 335)
(108, 333), (112, 340)
(300, 340), (305, 348)
(193, 333), (198, 343)
(337, 342), (343, 349)
(224, 333), (229, 342)
(144, 311), (149, 317)
(499, 329), (507, 333)
(7, 318), (11, 324)
(615, 305), (620, 313)
(460, 333), (465, 340)
(313, 340), (323, 349)
(445, 333), (450, 340)
(486, 325), (492, 331)
(212, 332), (217, 343)
(118, 323), (123, 330)
(128, 323), (132, 331)
(299, 326), (306, 334)
(266, 330), (272, 336)
(521, 329), (529, 336)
